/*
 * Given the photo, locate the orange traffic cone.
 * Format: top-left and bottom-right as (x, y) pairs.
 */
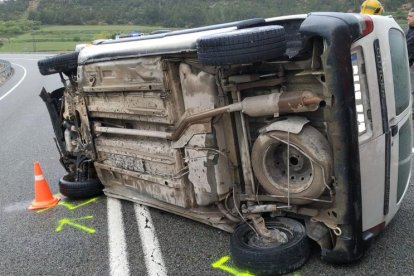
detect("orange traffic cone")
(28, 161), (60, 210)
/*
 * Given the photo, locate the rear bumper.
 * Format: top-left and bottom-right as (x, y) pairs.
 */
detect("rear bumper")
(301, 12), (364, 263)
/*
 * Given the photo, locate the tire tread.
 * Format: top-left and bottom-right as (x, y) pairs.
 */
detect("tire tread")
(59, 174), (103, 199)
(230, 218), (310, 276)
(196, 25), (286, 65)
(38, 51), (79, 76)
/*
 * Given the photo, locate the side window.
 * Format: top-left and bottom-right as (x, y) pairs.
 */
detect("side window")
(389, 28), (410, 116)
(397, 119), (412, 202)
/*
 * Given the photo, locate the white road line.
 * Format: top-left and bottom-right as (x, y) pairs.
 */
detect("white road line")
(412, 148), (414, 153)
(107, 198), (130, 276)
(0, 63), (27, 102)
(134, 204), (168, 276)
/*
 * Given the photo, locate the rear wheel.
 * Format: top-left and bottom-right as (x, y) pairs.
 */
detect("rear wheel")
(59, 173), (103, 199)
(230, 217), (310, 276)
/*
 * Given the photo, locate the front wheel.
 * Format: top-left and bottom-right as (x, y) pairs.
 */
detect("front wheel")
(230, 217), (310, 276)
(59, 173), (103, 199)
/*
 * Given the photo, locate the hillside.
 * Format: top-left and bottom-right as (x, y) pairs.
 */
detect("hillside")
(0, 0), (411, 27)
(0, 0), (28, 21)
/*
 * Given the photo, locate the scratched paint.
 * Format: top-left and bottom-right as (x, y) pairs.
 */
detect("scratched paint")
(212, 256), (254, 276)
(55, 216), (96, 234)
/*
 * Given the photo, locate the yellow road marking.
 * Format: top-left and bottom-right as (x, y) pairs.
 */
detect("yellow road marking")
(55, 216), (96, 234)
(212, 256), (254, 276)
(36, 196), (98, 213)
(59, 197), (99, 210)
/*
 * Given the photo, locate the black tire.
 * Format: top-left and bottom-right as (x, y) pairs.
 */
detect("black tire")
(236, 18), (266, 29)
(59, 174), (104, 199)
(196, 25), (286, 66)
(230, 217), (310, 276)
(38, 51), (79, 76)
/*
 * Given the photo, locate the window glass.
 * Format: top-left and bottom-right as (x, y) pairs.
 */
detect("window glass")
(389, 29), (410, 115)
(397, 119), (412, 202)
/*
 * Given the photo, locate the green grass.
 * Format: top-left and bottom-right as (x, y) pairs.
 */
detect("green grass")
(1, 19), (407, 53)
(0, 24), (167, 52)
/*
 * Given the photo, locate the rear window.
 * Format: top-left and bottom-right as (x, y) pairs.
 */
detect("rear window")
(389, 28), (410, 116)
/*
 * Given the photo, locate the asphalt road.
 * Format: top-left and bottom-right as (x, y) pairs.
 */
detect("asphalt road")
(0, 53), (413, 276)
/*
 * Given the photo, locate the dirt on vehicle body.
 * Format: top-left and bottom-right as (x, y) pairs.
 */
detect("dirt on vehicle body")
(38, 12), (412, 275)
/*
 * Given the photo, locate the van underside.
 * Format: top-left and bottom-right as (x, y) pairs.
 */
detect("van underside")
(40, 13), (404, 274)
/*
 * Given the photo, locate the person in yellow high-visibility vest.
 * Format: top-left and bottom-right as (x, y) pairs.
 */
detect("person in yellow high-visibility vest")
(360, 0), (384, 15)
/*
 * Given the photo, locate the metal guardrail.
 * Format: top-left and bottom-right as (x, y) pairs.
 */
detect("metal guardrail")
(0, 59), (13, 85)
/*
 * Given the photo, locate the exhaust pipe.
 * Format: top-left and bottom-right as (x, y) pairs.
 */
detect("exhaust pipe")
(229, 91), (323, 117)
(94, 91), (324, 140)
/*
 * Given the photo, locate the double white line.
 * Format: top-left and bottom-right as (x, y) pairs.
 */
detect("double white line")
(107, 198), (167, 276)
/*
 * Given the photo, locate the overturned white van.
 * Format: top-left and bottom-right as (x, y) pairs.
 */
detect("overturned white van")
(38, 12), (412, 275)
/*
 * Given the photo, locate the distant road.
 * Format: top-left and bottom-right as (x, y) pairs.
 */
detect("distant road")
(0, 53), (413, 276)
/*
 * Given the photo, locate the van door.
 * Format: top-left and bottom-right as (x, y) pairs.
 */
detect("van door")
(381, 27), (412, 222)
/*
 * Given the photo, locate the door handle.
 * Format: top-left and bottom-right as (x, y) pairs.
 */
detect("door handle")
(391, 125), (398, 136)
